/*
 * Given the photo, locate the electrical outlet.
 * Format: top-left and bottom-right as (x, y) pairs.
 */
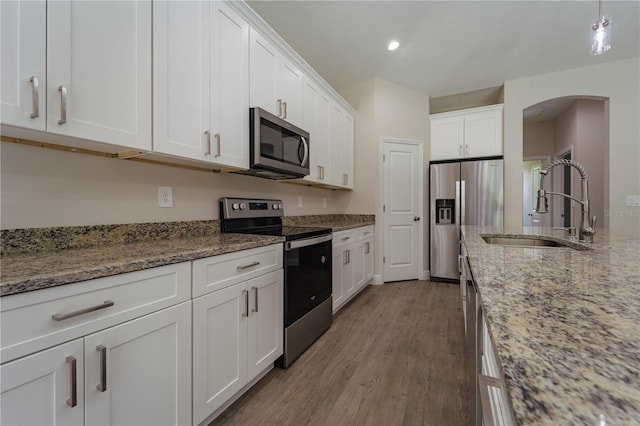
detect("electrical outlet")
(159, 186), (173, 208)
(323, 198), (327, 208)
(297, 196), (303, 208)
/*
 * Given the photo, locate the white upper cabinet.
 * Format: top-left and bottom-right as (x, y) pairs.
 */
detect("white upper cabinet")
(153, 1), (249, 169)
(0, 0), (47, 131)
(46, 1), (152, 151)
(430, 104), (503, 161)
(302, 77), (332, 184)
(249, 28), (303, 128)
(330, 103), (355, 188)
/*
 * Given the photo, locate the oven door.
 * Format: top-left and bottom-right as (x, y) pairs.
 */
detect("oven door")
(250, 107), (310, 178)
(284, 234), (332, 327)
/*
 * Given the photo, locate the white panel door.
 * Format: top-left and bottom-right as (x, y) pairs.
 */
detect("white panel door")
(192, 281), (248, 424)
(430, 115), (464, 161)
(47, 1), (152, 151)
(249, 28), (278, 115)
(330, 103), (345, 185)
(0, 0), (46, 130)
(464, 108), (502, 158)
(210, 2), (249, 168)
(341, 112), (354, 188)
(1, 339), (84, 426)
(247, 270), (283, 379)
(84, 302), (191, 426)
(153, 0), (210, 161)
(332, 247), (345, 311)
(383, 141), (422, 282)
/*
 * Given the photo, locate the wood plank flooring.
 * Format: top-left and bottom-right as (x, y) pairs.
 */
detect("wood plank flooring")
(211, 280), (470, 426)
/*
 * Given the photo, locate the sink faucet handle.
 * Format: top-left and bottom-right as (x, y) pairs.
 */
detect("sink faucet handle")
(553, 226), (577, 237)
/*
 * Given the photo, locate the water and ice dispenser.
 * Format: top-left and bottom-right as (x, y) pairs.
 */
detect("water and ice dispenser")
(435, 199), (455, 224)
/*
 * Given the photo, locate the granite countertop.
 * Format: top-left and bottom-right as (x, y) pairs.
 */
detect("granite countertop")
(462, 226), (640, 425)
(0, 233), (284, 297)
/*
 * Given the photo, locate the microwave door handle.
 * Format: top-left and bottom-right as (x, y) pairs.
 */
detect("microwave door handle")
(300, 136), (309, 167)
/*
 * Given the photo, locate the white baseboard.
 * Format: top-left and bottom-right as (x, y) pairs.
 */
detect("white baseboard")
(421, 270), (430, 281)
(371, 274), (384, 285)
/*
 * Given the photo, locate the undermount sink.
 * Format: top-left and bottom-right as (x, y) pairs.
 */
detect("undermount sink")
(481, 235), (570, 248)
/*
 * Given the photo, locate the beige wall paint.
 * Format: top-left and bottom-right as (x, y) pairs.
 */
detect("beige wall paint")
(339, 78), (430, 278)
(504, 57), (640, 236)
(0, 141), (336, 229)
(523, 121), (555, 158)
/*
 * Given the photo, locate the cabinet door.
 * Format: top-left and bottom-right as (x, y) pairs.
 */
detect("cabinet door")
(153, 0), (210, 161)
(464, 108), (502, 158)
(354, 242), (365, 289)
(0, 0), (46, 130)
(430, 115), (464, 161)
(210, 2), (249, 169)
(193, 282), (248, 424)
(47, 1), (152, 151)
(332, 247), (345, 311)
(363, 238), (374, 283)
(302, 78), (331, 183)
(277, 55), (303, 127)
(247, 270), (283, 379)
(1, 339), (84, 426)
(341, 112), (354, 188)
(84, 302), (191, 426)
(330, 103), (345, 185)
(249, 28), (278, 116)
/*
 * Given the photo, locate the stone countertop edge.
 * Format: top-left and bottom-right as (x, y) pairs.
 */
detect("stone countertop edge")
(461, 225), (640, 425)
(0, 234), (284, 297)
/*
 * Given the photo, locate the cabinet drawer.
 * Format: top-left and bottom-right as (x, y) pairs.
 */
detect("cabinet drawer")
(333, 230), (355, 248)
(1, 262), (191, 364)
(354, 226), (374, 241)
(192, 244), (283, 298)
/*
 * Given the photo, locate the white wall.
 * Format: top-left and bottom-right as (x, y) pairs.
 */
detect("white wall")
(339, 78), (430, 279)
(504, 57), (640, 236)
(0, 141), (336, 229)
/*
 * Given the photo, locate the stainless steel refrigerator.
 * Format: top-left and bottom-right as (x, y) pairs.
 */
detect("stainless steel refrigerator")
(430, 159), (504, 281)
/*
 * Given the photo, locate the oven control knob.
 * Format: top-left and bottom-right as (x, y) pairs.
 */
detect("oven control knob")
(239, 203), (246, 210)
(278, 203), (283, 209)
(272, 203), (279, 210)
(232, 203), (239, 210)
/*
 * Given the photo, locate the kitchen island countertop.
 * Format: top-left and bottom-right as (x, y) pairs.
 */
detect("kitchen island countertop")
(462, 226), (640, 425)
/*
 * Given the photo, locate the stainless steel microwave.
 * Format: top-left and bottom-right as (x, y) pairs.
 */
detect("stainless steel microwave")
(239, 107), (310, 180)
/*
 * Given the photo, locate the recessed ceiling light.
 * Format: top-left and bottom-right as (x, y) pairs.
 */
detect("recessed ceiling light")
(387, 41), (399, 51)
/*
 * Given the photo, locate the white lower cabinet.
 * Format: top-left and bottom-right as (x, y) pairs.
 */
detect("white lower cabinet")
(332, 226), (374, 313)
(192, 248), (283, 425)
(0, 263), (192, 426)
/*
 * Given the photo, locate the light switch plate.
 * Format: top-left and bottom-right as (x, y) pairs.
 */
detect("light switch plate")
(297, 196), (303, 208)
(627, 195), (640, 206)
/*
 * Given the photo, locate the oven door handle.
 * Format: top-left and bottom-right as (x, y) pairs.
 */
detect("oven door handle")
(285, 233), (333, 251)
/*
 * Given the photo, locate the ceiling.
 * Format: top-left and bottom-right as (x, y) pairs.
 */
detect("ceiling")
(247, 1), (640, 99)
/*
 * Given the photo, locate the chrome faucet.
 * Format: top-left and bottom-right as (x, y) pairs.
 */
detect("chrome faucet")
(535, 159), (597, 242)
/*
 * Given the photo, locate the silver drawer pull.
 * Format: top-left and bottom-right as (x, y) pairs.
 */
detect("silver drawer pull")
(29, 76), (39, 118)
(204, 130), (211, 156)
(363, 231), (370, 235)
(242, 289), (249, 317)
(341, 237), (350, 242)
(52, 300), (114, 321)
(251, 286), (258, 313)
(214, 133), (221, 158)
(237, 261), (260, 271)
(66, 356), (77, 407)
(97, 345), (107, 392)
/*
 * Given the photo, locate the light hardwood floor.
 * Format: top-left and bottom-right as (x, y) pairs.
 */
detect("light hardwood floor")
(212, 280), (470, 426)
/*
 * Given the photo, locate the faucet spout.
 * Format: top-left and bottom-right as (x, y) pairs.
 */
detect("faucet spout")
(535, 159), (596, 242)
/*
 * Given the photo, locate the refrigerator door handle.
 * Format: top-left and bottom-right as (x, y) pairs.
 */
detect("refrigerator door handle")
(456, 180), (461, 234)
(460, 180), (466, 227)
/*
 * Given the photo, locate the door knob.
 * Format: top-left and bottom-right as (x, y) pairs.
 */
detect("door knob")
(413, 216), (420, 222)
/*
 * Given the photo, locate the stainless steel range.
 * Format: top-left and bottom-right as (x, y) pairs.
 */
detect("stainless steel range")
(219, 197), (333, 368)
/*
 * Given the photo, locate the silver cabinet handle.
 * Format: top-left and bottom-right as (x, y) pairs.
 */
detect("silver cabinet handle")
(465, 145), (470, 155)
(317, 165), (322, 179)
(343, 250), (348, 265)
(277, 99), (283, 117)
(66, 356), (77, 407)
(251, 286), (258, 313)
(237, 261), (260, 271)
(52, 300), (114, 321)
(341, 237), (350, 242)
(343, 173), (348, 185)
(57, 85), (67, 124)
(214, 133), (221, 158)
(363, 231), (370, 235)
(300, 136), (309, 167)
(29, 76), (39, 118)
(365, 242), (370, 254)
(97, 345), (107, 392)
(204, 130), (211, 156)
(321, 166), (325, 180)
(242, 289), (249, 317)
(459, 145), (463, 156)
(283, 101), (287, 119)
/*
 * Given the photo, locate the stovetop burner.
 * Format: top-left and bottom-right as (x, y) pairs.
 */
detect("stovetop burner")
(219, 198), (332, 241)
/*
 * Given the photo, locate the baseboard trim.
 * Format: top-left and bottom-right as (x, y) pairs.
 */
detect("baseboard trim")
(371, 274), (384, 285)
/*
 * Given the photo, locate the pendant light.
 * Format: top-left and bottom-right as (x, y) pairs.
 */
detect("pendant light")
(590, 0), (611, 55)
